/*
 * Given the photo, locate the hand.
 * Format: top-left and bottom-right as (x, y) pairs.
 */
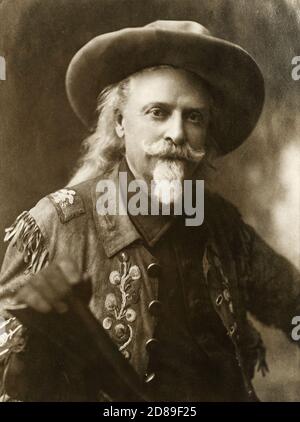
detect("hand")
(15, 259), (85, 314)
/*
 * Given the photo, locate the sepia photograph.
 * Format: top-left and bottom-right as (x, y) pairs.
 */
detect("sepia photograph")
(0, 0), (299, 405)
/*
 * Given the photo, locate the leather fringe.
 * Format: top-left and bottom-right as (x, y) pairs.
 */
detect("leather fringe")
(4, 211), (49, 274)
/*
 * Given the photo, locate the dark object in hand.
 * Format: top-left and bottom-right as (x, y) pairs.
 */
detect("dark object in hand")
(8, 292), (149, 402)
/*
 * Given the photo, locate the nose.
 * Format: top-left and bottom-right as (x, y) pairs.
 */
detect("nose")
(164, 112), (185, 146)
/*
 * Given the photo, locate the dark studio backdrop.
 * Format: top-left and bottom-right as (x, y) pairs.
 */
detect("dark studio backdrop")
(0, 0), (299, 401)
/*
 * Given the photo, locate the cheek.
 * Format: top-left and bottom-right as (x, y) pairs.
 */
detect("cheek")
(122, 119), (143, 155)
(123, 118), (140, 136)
(123, 119), (163, 157)
(124, 114), (162, 141)
(186, 126), (207, 149)
(123, 126), (147, 168)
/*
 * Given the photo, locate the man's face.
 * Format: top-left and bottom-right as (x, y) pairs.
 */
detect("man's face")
(116, 67), (212, 186)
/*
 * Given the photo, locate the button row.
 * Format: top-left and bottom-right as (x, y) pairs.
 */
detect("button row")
(145, 337), (159, 353)
(145, 262), (161, 385)
(148, 299), (162, 317)
(145, 372), (156, 384)
(147, 262), (161, 278)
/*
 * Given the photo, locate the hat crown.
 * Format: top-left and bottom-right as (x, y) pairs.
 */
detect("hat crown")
(145, 20), (211, 37)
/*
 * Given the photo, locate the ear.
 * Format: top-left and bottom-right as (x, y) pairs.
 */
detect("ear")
(115, 112), (125, 138)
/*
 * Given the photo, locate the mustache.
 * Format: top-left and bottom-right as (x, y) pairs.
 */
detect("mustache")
(142, 139), (206, 163)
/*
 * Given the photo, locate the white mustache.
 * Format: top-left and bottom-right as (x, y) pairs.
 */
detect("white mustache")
(143, 139), (205, 163)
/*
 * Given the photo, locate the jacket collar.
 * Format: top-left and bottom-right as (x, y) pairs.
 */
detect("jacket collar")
(91, 159), (176, 257)
(91, 162), (140, 258)
(119, 158), (177, 247)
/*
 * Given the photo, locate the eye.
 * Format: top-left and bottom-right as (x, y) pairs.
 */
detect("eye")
(188, 111), (205, 125)
(148, 107), (168, 119)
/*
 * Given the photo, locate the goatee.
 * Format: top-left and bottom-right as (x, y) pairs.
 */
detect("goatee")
(152, 159), (185, 206)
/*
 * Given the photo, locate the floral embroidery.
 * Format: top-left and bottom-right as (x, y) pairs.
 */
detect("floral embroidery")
(203, 242), (236, 325)
(102, 254), (141, 359)
(109, 271), (121, 285)
(48, 188), (85, 223)
(51, 189), (76, 206)
(129, 266), (141, 280)
(102, 317), (113, 330)
(105, 293), (118, 311)
(223, 288), (231, 302)
(125, 308), (136, 322)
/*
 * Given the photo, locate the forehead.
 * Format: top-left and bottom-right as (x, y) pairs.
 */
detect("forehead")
(126, 67), (212, 108)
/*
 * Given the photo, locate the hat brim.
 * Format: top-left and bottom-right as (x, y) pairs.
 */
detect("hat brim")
(66, 26), (265, 155)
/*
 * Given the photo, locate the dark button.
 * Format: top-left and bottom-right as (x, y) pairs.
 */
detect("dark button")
(145, 338), (159, 353)
(147, 262), (161, 278)
(145, 372), (156, 384)
(148, 300), (162, 317)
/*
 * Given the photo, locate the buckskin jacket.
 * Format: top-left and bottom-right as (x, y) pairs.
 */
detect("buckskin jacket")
(0, 160), (300, 402)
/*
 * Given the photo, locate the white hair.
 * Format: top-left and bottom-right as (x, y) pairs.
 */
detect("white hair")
(67, 66), (219, 187)
(67, 79), (128, 186)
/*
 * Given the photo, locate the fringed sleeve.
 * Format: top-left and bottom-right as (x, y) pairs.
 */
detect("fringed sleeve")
(4, 211), (49, 275)
(0, 211), (49, 300)
(0, 210), (49, 400)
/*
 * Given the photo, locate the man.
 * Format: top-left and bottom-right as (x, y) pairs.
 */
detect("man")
(0, 20), (299, 402)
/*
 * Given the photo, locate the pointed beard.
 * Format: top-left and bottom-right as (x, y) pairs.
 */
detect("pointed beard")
(152, 159), (185, 206)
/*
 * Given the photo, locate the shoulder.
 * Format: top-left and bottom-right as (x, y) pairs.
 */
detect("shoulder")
(30, 178), (97, 228)
(204, 190), (242, 224)
(204, 190), (256, 260)
(2, 178), (97, 274)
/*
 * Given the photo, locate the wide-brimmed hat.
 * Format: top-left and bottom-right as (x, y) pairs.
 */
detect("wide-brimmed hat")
(66, 20), (264, 155)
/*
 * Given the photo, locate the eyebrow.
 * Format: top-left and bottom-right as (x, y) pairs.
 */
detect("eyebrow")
(141, 102), (210, 113)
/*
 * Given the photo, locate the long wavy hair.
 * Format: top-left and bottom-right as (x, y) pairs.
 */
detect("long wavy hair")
(67, 66), (219, 186)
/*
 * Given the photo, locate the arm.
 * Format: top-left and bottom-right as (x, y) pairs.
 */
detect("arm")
(0, 208), (50, 400)
(0, 204), (84, 401)
(241, 222), (300, 338)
